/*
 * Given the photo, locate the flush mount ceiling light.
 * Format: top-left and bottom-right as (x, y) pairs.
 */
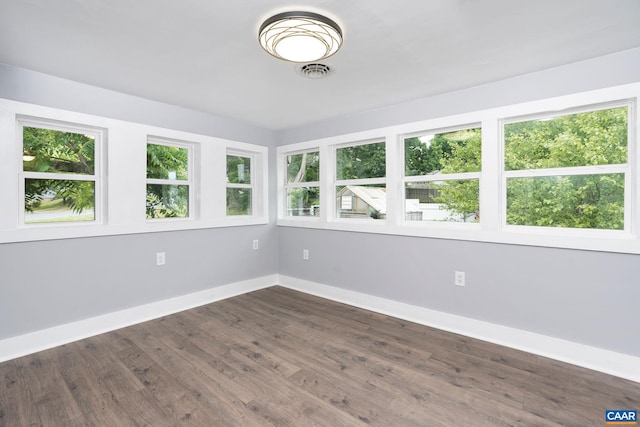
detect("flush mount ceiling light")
(258, 11), (343, 63)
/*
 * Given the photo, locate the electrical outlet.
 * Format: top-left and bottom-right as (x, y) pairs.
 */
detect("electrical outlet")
(156, 252), (166, 266)
(303, 249), (309, 260)
(454, 271), (465, 287)
(253, 239), (259, 250)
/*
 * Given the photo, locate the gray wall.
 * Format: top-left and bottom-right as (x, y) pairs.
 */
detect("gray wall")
(1, 227), (277, 339)
(0, 64), (279, 340)
(278, 47), (640, 144)
(2, 47), (639, 357)
(279, 228), (640, 356)
(0, 64), (273, 144)
(277, 48), (640, 357)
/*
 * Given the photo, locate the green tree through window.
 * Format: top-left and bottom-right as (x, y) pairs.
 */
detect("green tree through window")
(336, 141), (385, 180)
(226, 155), (253, 215)
(146, 143), (190, 218)
(404, 128), (481, 222)
(23, 126), (97, 223)
(286, 151), (320, 216)
(504, 106), (627, 230)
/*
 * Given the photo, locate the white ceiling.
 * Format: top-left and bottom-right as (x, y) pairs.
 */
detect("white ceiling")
(1, 0), (639, 131)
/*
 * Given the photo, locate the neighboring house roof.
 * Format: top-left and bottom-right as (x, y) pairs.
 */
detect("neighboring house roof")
(339, 186), (421, 214)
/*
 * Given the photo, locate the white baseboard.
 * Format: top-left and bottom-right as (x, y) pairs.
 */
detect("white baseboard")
(278, 275), (640, 383)
(3, 273), (638, 383)
(0, 274), (278, 363)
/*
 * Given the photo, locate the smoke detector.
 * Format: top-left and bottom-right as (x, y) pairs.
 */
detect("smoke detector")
(297, 63), (333, 79)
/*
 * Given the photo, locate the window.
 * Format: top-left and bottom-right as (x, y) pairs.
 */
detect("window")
(226, 153), (253, 216)
(335, 140), (386, 220)
(2, 99), (269, 243)
(146, 139), (192, 219)
(277, 83), (640, 253)
(503, 104), (629, 231)
(19, 118), (103, 225)
(285, 150), (320, 216)
(403, 126), (481, 222)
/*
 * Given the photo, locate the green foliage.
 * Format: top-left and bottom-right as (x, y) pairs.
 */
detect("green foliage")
(507, 174), (624, 229)
(438, 130), (482, 174)
(146, 184), (189, 218)
(287, 152), (319, 183)
(226, 155), (251, 184)
(432, 130), (482, 220)
(146, 144), (189, 218)
(404, 128), (481, 220)
(147, 144), (188, 180)
(286, 152), (320, 215)
(287, 187), (320, 216)
(504, 107), (627, 170)
(23, 126), (95, 174)
(23, 127), (96, 214)
(405, 128), (481, 176)
(503, 107), (627, 229)
(404, 107), (627, 229)
(336, 142), (385, 180)
(225, 155), (252, 215)
(433, 180), (479, 221)
(226, 188), (252, 215)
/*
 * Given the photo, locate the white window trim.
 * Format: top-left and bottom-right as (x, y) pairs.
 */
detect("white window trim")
(331, 139), (387, 223)
(225, 148), (269, 220)
(499, 100), (634, 234)
(0, 98), (268, 243)
(281, 148), (321, 219)
(146, 137), (196, 222)
(277, 82), (640, 254)
(16, 116), (106, 228)
(400, 124), (482, 224)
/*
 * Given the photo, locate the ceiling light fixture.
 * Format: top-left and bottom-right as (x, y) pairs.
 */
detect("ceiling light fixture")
(258, 11), (343, 63)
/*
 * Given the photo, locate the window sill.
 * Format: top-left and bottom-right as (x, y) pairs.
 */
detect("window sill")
(0, 216), (269, 244)
(276, 218), (639, 254)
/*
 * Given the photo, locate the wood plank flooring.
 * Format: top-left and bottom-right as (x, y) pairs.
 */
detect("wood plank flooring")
(1, 286), (638, 426)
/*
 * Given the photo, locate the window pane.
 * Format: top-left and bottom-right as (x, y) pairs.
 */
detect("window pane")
(227, 188), (252, 215)
(506, 174), (624, 230)
(24, 179), (95, 223)
(146, 184), (189, 218)
(405, 181), (479, 222)
(405, 128), (481, 176)
(287, 151), (319, 183)
(227, 155), (251, 184)
(147, 144), (189, 180)
(286, 187), (319, 216)
(336, 142), (385, 180)
(504, 107), (627, 171)
(23, 127), (95, 175)
(336, 184), (387, 219)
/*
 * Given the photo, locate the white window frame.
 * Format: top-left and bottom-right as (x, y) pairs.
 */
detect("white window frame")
(145, 137), (195, 221)
(0, 98), (268, 243)
(226, 150), (256, 217)
(17, 116), (106, 228)
(333, 139), (387, 222)
(277, 82), (640, 254)
(282, 148), (321, 219)
(500, 101), (633, 235)
(401, 124), (482, 225)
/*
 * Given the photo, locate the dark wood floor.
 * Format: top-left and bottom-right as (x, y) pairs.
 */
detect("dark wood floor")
(1, 286), (638, 426)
